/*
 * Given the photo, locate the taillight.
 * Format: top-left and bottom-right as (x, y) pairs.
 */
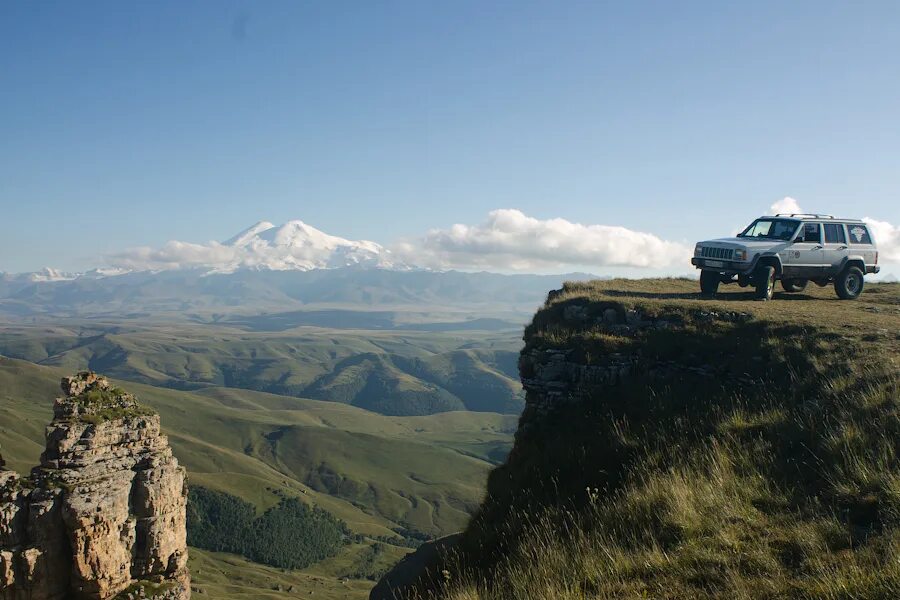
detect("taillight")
(875, 251), (878, 264)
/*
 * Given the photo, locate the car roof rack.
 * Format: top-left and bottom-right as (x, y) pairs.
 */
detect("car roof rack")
(775, 213), (835, 219)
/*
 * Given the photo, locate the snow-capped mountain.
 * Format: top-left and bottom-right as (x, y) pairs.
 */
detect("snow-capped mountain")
(2, 220), (406, 282)
(20, 267), (78, 282)
(218, 220), (403, 272)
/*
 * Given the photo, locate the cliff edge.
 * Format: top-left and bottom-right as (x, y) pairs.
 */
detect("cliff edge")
(374, 279), (900, 600)
(1, 372), (189, 600)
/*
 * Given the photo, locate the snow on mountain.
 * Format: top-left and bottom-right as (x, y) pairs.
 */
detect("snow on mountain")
(0, 267), (131, 284)
(215, 219), (402, 272)
(81, 267), (132, 279)
(4, 221), (404, 281)
(26, 267), (79, 282)
(90, 219), (406, 275)
(222, 220), (277, 247)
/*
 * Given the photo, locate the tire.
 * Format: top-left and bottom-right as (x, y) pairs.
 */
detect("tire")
(754, 265), (776, 301)
(700, 270), (720, 296)
(781, 279), (808, 293)
(834, 266), (864, 300)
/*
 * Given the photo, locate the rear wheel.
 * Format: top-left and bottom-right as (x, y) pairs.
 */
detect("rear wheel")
(834, 266), (864, 300)
(781, 279), (808, 293)
(700, 270), (720, 296)
(754, 266), (776, 301)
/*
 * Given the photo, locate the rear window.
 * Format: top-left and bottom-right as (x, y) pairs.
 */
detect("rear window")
(847, 224), (872, 244)
(824, 223), (846, 244)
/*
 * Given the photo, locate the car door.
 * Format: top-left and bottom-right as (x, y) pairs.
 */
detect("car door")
(822, 223), (850, 275)
(783, 222), (825, 278)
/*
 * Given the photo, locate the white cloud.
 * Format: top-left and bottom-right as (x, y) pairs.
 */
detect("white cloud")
(393, 209), (691, 271)
(864, 218), (900, 263)
(109, 241), (239, 271)
(104, 206), (898, 276)
(769, 197), (803, 215)
(108, 220), (398, 273)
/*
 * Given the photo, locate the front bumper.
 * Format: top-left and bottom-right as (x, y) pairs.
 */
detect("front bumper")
(691, 257), (754, 274)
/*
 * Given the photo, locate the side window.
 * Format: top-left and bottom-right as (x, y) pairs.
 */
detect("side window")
(848, 224), (872, 245)
(824, 223), (847, 244)
(797, 223), (821, 243)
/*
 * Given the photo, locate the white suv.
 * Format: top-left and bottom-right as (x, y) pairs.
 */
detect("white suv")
(692, 214), (880, 300)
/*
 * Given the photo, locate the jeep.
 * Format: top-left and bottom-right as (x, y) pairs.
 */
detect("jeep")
(691, 213), (880, 300)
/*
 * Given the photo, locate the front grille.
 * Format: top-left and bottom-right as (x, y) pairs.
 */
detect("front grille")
(701, 247), (734, 260)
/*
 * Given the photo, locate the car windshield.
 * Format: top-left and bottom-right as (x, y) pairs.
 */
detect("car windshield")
(738, 218), (799, 240)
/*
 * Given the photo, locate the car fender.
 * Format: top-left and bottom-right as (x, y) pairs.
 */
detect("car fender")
(838, 255), (867, 272)
(749, 252), (783, 276)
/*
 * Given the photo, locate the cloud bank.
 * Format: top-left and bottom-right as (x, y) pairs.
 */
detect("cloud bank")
(769, 197), (803, 215)
(109, 241), (239, 271)
(105, 203), (897, 275)
(109, 220), (395, 273)
(394, 209), (690, 271)
(107, 210), (690, 274)
(864, 218), (900, 264)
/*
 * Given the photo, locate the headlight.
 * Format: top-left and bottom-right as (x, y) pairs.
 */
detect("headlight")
(733, 249), (747, 261)
(694, 244), (702, 256)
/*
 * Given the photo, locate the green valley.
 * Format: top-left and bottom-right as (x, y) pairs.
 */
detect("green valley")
(0, 355), (517, 598)
(0, 321), (524, 416)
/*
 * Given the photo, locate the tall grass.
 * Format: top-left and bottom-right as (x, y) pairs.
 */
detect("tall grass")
(400, 281), (900, 599)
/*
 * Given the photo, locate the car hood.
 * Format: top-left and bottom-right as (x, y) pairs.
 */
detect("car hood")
(700, 237), (791, 251)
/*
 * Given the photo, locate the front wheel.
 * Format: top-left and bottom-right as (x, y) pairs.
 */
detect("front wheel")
(700, 270), (720, 296)
(781, 279), (808, 293)
(834, 266), (864, 300)
(754, 266), (776, 301)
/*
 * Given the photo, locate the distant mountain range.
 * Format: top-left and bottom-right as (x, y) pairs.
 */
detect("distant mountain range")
(5, 220), (405, 281)
(0, 265), (597, 321)
(0, 219), (605, 319)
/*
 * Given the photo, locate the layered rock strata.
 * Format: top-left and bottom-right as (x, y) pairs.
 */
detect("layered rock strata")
(518, 303), (755, 426)
(0, 372), (189, 599)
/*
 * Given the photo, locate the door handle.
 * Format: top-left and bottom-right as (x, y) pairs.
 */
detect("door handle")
(813, 245), (823, 250)
(838, 245), (847, 250)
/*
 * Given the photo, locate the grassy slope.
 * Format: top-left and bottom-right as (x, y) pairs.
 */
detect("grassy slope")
(408, 280), (900, 599)
(0, 357), (516, 597)
(0, 324), (523, 415)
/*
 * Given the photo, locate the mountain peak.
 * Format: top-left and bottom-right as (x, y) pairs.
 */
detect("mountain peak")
(222, 220), (276, 246)
(215, 219), (401, 272)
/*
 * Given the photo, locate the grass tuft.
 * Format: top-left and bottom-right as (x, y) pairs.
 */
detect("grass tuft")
(406, 280), (900, 599)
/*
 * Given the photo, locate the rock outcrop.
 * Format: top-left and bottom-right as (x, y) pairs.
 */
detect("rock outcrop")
(369, 534), (461, 600)
(376, 279), (900, 599)
(1, 372), (189, 600)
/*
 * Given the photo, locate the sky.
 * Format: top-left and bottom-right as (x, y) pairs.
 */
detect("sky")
(1, 1), (899, 274)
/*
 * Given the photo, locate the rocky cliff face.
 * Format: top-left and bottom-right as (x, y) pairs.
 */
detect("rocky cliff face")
(0, 372), (189, 600)
(375, 280), (900, 600)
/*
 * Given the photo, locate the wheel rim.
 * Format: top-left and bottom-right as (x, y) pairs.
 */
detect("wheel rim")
(767, 273), (775, 297)
(847, 274), (861, 294)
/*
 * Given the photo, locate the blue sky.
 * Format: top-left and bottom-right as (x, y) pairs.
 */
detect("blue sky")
(1, 1), (899, 273)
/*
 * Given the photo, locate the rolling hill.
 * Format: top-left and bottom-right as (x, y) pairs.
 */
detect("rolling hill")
(0, 356), (517, 598)
(0, 321), (524, 416)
